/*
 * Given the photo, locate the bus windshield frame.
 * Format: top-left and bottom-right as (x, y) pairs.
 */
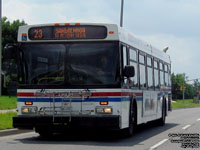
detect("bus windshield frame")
(18, 41), (121, 89)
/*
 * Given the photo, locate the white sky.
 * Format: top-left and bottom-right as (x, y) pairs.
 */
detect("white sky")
(2, 0), (200, 80)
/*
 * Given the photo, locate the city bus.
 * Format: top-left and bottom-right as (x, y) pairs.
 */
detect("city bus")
(5, 23), (172, 136)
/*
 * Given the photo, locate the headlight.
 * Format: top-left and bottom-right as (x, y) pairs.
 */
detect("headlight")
(96, 107), (112, 114)
(104, 108), (112, 114)
(21, 106), (38, 114)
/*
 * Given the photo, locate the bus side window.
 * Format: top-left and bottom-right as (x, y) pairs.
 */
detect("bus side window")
(123, 46), (128, 67)
(122, 45), (128, 84)
(168, 64), (171, 86)
(139, 53), (146, 89)
(159, 62), (164, 86)
(164, 64), (168, 86)
(147, 56), (153, 89)
(130, 48), (138, 87)
(154, 60), (159, 89)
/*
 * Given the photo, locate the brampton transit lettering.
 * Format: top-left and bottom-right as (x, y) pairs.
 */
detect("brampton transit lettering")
(28, 25), (107, 40)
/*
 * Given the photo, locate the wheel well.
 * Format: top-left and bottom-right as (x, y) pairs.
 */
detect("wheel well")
(131, 98), (137, 124)
(163, 97), (167, 116)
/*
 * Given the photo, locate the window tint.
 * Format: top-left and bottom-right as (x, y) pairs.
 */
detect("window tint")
(168, 64), (171, 86)
(130, 61), (138, 87)
(154, 69), (159, 88)
(139, 64), (146, 88)
(147, 67), (153, 88)
(160, 71), (164, 86)
(168, 74), (171, 86)
(154, 60), (158, 69)
(147, 57), (152, 66)
(164, 64), (168, 72)
(159, 62), (163, 70)
(139, 54), (145, 64)
(123, 46), (128, 67)
(164, 64), (168, 86)
(130, 48), (137, 61)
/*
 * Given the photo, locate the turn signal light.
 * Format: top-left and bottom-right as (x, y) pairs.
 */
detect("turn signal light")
(25, 101), (33, 105)
(100, 101), (108, 105)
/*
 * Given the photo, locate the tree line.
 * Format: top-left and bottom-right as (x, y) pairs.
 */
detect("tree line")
(171, 73), (200, 100)
(1, 17), (26, 95)
(1, 17), (200, 99)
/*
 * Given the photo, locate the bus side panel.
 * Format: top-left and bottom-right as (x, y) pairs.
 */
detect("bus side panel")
(120, 90), (130, 129)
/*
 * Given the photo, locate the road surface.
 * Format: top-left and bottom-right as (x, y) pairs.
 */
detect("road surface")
(0, 107), (200, 150)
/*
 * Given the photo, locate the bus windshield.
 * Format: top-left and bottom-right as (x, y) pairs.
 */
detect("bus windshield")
(19, 42), (120, 88)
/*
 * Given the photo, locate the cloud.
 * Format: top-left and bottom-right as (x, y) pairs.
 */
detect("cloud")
(138, 33), (200, 79)
(2, 0), (200, 79)
(2, 0), (120, 25)
(125, 0), (200, 37)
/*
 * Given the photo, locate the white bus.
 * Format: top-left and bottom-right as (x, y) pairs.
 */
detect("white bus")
(5, 23), (171, 136)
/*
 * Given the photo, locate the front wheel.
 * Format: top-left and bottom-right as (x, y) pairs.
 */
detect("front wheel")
(35, 127), (53, 138)
(124, 101), (137, 137)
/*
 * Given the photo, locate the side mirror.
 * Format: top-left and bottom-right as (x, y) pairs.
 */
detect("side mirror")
(123, 65), (135, 78)
(3, 44), (17, 59)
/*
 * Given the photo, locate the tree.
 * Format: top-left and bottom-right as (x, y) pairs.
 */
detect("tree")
(1, 17), (26, 49)
(1, 17), (27, 95)
(171, 73), (200, 100)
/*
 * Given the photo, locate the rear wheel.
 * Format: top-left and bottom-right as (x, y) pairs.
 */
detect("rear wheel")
(124, 100), (137, 137)
(157, 99), (166, 126)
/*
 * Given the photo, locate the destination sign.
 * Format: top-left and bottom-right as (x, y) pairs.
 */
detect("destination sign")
(28, 25), (107, 40)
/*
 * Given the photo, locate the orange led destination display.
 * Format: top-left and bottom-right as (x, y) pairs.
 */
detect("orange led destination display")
(55, 27), (86, 39)
(28, 25), (107, 40)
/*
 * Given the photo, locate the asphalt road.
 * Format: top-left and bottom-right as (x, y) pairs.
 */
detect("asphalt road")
(0, 107), (200, 150)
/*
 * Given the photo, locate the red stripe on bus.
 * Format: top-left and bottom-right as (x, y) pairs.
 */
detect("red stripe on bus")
(135, 93), (143, 96)
(17, 92), (142, 97)
(17, 93), (34, 97)
(91, 92), (133, 97)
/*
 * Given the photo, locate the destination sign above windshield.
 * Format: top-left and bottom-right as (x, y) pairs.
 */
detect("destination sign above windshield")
(28, 25), (107, 40)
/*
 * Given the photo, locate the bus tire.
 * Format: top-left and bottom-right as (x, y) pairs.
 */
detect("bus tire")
(157, 99), (166, 126)
(124, 100), (137, 137)
(36, 127), (52, 138)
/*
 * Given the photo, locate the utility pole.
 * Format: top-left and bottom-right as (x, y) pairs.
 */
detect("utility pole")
(0, 0), (2, 96)
(182, 74), (185, 104)
(120, 0), (124, 27)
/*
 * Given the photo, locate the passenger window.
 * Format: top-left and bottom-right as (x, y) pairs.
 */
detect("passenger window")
(130, 61), (138, 87)
(154, 60), (159, 88)
(160, 62), (164, 86)
(147, 57), (153, 88)
(139, 53), (146, 88)
(130, 48), (137, 61)
(139, 54), (145, 64)
(164, 64), (168, 86)
(123, 46), (128, 67)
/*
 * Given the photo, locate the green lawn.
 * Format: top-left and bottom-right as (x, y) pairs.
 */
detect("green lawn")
(172, 99), (200, 108)
(0, 96), (17, 110)
(0, 112), (17, 130)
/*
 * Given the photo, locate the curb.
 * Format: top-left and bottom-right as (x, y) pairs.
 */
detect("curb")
(172, 106), (200, 110)
(0, 128), (33, 137)
(0, 109), (17, 113)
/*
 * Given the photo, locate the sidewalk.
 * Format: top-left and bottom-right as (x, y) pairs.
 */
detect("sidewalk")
(0, 109), (17, 113)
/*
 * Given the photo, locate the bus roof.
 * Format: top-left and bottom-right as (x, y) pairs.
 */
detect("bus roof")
(18, 23), (170, 63)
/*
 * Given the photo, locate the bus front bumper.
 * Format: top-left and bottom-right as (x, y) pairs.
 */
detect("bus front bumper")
(13, 115), (120, 130)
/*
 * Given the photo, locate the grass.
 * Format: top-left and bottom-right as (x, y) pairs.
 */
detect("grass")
(172, 99), (200, 108)
(0, 96), (17, 110)
(0, 112), (17, 130)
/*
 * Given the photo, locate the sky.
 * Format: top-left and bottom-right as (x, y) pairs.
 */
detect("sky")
(2, 0), (200, 80)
